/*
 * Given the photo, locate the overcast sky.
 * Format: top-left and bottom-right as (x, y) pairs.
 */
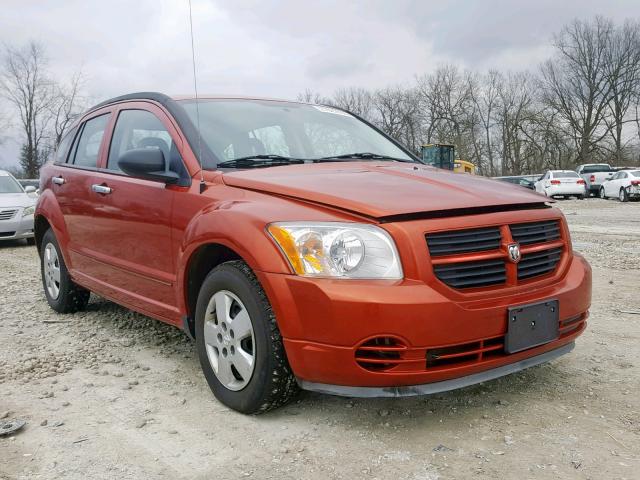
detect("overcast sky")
(2, 0), (640, 168)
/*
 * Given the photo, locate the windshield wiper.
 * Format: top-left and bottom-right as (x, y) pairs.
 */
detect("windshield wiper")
(216, 155), (305, 169)
(315, 152), (416, 163)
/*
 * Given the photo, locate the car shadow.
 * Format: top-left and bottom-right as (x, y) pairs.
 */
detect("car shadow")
(0, 239), (33, 249)
(74, 295), (581, 428)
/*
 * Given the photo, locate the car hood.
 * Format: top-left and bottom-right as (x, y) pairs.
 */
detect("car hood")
(0, 193), (35, 209)
(222, 162), (547, 219)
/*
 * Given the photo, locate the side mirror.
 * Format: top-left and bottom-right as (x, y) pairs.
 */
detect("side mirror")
(24, 186), (36, 193)
(117, 148), (179, 184)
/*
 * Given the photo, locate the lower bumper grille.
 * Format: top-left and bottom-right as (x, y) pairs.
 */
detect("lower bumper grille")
(0, 231), (16, 238)
(355, 313), (587, 373)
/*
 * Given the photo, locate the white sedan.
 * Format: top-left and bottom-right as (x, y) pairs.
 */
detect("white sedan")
(0, 170), (37, 244)
(599, 169), (640, 202)
(534, 170), (586, 199)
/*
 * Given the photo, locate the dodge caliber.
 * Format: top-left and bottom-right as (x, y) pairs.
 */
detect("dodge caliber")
(35, 93), (591, 413)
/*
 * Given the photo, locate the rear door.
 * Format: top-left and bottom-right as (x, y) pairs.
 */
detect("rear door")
(53, 111), (112, 274)
(79, 104), (190, 321)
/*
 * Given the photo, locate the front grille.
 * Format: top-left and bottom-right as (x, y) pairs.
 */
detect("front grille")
(426, 226), (501, 257)
(510, 220), (560, 245)
(518, 247), (562, 280)
(427, 218), (565, 290)
(0, 209), (18, 221)
(434, 259), (506, 289)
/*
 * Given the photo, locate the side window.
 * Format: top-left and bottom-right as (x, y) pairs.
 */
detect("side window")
(55, 127), (77, 164)
(620, 172), (627, 179)
(612, 172), (620, 180)
(107, 109), (186, 177)
(72, 114), (110, 168)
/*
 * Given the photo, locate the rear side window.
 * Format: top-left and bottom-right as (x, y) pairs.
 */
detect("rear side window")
(55, 127), (77, 164)
(71, 114), (110, 168)
(107, 109), (186, 177)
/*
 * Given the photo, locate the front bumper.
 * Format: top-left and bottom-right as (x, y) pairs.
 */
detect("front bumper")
(299, 341), (574, 397)
(0, 214), (34, 241)
(260, 253), (591, 390)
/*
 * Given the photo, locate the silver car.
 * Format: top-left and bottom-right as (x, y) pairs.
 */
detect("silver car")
(0, 170), (37, 244)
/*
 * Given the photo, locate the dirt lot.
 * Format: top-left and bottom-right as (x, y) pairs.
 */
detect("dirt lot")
(1, 198), (639, 480)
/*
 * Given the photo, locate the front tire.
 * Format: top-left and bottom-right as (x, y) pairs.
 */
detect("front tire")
(195, 260), (298, 414)
(40, 228), (90, 313)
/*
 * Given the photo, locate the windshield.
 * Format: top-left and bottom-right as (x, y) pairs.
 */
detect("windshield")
(179, 99), (414, 168)
(0, 175), (24, 194)
(553, 171), (580, 178)
(581, 164), (611, 173)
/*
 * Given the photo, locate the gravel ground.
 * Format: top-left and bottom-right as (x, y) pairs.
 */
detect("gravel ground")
(1, 198), (639, 480)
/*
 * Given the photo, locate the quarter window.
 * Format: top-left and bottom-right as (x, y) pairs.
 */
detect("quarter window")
(55, 127), (77, 164)
(72, 114), (110, 168)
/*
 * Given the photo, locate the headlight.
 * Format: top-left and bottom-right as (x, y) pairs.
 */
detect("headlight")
(267, 222), (403, 279)
(22, 206), (35, 217)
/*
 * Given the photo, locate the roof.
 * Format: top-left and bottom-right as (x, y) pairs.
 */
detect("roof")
(0, 170), (11, 176)
(89, 92), (307, 112)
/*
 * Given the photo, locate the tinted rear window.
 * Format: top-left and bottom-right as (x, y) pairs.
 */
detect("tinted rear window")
(581, 164), (611, 173)
(630, 170), (640, 177)
(553, 171), (579, 178)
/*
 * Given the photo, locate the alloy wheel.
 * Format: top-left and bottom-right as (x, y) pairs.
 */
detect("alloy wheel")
(43, 243), (61, 300)
(203, 290), (255, 391)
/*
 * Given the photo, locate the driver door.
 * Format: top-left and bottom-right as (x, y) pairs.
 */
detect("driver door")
(83, 104), (190, 321)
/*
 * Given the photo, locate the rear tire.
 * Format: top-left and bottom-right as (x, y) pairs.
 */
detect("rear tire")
(40, 228), (90, 313)
(195, 260), (298, 414)
(619, 188), (628, 202)
(599, 187), (607, 199)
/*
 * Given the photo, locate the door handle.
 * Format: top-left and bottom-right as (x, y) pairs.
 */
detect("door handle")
(91, 184), (112, 195)
(52, 176), (65, 185)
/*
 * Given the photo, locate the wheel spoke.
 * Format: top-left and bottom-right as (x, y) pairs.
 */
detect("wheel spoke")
(213, 291), (230, 323)
(230, 309), (252, 340)
(203, 320), (218, 347)
(215, 355), (235, 386)
(233, 349), (254, 381)
(52, 266), (61, 283)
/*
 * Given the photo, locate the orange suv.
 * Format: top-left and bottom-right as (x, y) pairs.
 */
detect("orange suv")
(36, 93), (591, 413)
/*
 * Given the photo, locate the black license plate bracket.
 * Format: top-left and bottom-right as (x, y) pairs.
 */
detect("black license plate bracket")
(505, 300), (559, 353)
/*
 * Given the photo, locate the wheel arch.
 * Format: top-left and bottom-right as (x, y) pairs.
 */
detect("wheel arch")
(182, 242), (244, 337)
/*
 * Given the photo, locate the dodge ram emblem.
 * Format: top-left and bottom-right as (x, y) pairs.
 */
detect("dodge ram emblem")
(507, 243), (521, 263)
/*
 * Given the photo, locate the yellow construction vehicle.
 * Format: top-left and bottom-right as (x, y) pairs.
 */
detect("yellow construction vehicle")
(420, 143), (476, 174)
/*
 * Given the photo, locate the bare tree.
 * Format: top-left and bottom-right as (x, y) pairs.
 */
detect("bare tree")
(603, 20), (640, 164)
(0, 41), (54, 177)
(469, 70), (502, 175)
(540, 17), (615, 164)
(372, 86), (421, 151)
(330, 87), (373, 119)
(296, 89), (330, 105)
(48, 70), (86, 147)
